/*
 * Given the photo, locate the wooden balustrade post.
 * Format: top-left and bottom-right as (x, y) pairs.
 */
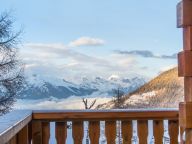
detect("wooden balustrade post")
(137, 120), (148, 144)
(32, 121), (42, 144)
(28, 122), (32, 144)
(72, 121), (84, 144)
(55, 122), (67, 144)
(168, 120), (179, 144)
(153, 120), (163, 144)
(177, 0), (192, 143)
(105, 121), (116, 144)
(42, 122), (50, 144)
(89, 121), (100, 144)
(121, 120), (132, 144)
(17, 125), (28, 144)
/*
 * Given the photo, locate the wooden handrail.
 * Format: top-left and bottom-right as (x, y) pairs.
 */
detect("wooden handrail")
(32, 109), (179, 121)
(0, 110), (32, 143)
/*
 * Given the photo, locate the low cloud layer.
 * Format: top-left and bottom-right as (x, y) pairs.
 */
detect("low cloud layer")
(115, 50), (177, 59)
(68, 37), (105, 47)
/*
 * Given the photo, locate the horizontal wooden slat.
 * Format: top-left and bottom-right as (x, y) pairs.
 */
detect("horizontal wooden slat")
(0, 110), (32, 144)
(32, 109), (178, 121)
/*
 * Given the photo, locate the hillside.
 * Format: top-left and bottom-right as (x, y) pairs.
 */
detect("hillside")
(97, 68), (184, 109)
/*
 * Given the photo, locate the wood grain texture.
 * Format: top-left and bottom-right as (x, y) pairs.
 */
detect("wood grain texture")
(178, 51), (192, 77)
(168, 120), (179, 144)
(17, 125), (28, 144)
(32, 110), (178, 121)
(185, 129), (192, 144)
(55, 122), (67, 144)
(105, 121), (116, 144)
(121, 120), (132, 144)
(184, 77), (192, 101)
(42, 122), (50, 144)
(89, 121), (100, 144)
(32, 121), (42, 144)
(180, 127), (185, 144)
(177, 1), (192, 28)
(183, 27), (192, 50)
(8, 135), (17, 144)
(72, 121), (84, 144)
(28, 122), (32, 144)
(138, 120), (148, 144)
(153, 120), (163, 144)
(179, 102), (192, 128)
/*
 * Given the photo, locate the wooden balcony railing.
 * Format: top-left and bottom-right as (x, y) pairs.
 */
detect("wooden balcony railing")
(0, 109), (180, 144)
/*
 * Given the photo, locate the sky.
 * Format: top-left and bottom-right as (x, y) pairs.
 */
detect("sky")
(0, 0), (182, 82)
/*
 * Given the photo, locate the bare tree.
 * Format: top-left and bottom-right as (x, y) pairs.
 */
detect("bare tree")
(82, 98), (97, 109)
(113, 87), (125, 108)
(0, 12), (24, 115)
(82, 98), (97, 144)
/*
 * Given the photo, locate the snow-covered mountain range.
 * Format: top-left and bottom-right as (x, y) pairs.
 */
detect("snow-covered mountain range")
(18, 74), (146, 100)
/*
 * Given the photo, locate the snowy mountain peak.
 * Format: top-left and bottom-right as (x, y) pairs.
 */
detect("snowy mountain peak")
(108, 75), (120, 81)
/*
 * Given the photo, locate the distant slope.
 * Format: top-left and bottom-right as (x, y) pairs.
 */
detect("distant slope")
(130, 68), (181, 95)
(97, 68), (184, 109)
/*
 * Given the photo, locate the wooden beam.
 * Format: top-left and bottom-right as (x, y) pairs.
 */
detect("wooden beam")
(32, 110), (178, 121)
(177, 0), (192, 143)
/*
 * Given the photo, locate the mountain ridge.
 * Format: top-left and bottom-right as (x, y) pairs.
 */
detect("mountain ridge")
(18, 75), (146, 100)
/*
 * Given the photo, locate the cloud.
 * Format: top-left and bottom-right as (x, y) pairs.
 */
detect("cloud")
(68, 37), (105, 47)
(20, 42), (177, 81)
(20, 42), (139, 81)
(115, 50), (177, 59)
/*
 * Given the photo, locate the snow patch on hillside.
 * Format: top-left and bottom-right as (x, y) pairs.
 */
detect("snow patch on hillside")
(125, 91), (157, 105)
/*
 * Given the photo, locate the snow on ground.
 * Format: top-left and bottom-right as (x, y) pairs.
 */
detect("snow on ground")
(125, 91), (156, 105)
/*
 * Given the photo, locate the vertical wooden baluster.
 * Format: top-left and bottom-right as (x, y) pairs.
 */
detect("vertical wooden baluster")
(32, 121), (42, 144)
(42, 122), (50, 144)
(153, 120), (164, 144)
(8, 135), (17, 144)
(138, 120), (148, 144)
(55, 122), (67, 144)
(180, 126), (185, 144)
(72, 121), (84, 144)
(122, 120), (132, 144)
(28, 122), (32, 144)
(17, 125), (28, 144)
(89, 121), (100, 144)
(105, 121), (116, 144)
(168, 120), (179, 144)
